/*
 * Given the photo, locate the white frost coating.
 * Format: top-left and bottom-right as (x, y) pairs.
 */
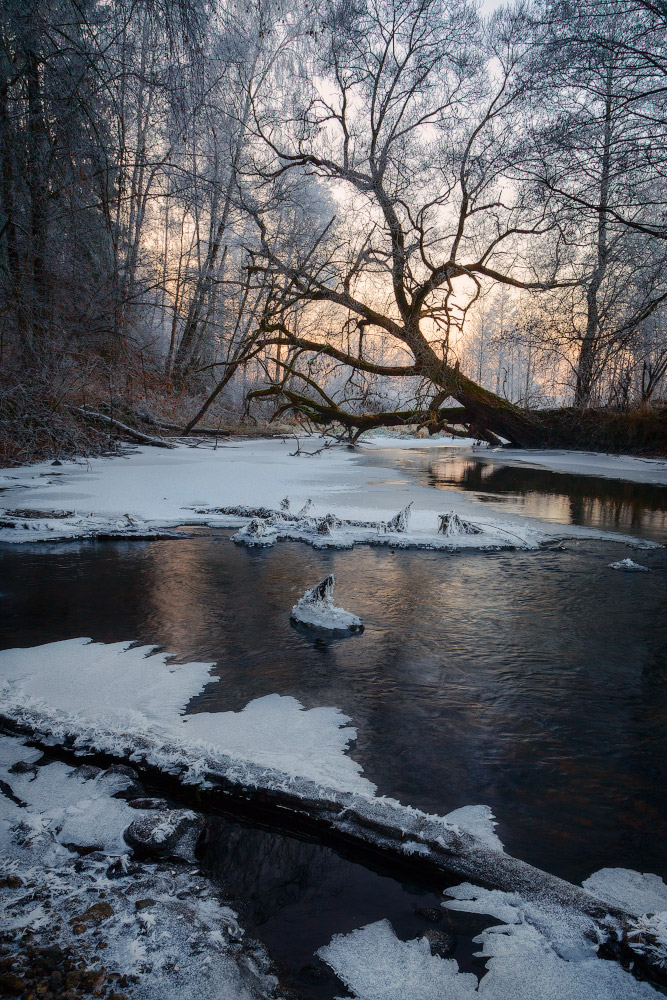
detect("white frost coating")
(0, 735), (277, 1000)
(628, 912), (667, 969)
(582, 868), (667, 918)
(442, 883), (663, 999)
(438, 511), (483, 536)
(290, 575), (363, 631)
(0, 437), (654, 549)
(443, 804), (504, 852)
(317, 919), (479, 1000)
(0, 638), (373, 795)
(609, 557), (650, 572)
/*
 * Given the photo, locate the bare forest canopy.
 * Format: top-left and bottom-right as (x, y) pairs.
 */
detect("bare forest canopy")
(2, 0), (667, 460)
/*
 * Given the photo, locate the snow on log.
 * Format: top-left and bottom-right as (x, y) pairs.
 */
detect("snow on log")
(383, 502), (413, 533)
(438, 512), (483, 536)
(2, 638), (667, 987)
(69, 406), (175, 448)
(290, 574), (363, 631)
(609, 558), (649, 572)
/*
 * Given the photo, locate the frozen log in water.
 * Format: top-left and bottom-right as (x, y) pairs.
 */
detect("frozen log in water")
(383, 502), (413, 533)
(438, 512), (483, 536)
(290, 574), (363, 631)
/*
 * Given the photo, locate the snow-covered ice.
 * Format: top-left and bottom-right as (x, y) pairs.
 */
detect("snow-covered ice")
(0, 436), (659, 549)
(583, 868), (667, 917)
(317, 883), (665, 1000)
(290, 574), (363, 631)
(0, 638), (373, 795)
(318, 918), (479, 1000)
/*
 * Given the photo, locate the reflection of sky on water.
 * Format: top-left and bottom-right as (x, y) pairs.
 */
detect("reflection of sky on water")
(361, 449), (667, 543)
(2, 531), (666, 887)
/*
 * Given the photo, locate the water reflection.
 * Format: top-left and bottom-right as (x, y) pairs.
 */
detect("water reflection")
(2, 533), (665, 885)
(199, 813), (490, 999)
(361, 449), (667, 542)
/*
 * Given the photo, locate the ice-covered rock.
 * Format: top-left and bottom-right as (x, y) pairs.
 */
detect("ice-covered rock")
(438, 512), (483, 536)
(609, 558), (649, 572)
(290, 575), (363, 631)
(124, 809), (205, 861)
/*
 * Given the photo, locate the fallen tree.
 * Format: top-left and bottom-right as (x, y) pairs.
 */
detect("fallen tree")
(180, 0), (666, 453)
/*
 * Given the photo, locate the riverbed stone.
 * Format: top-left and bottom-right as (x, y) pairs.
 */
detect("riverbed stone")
(124, 809), (205, 860)
(421, 928), (456, 958)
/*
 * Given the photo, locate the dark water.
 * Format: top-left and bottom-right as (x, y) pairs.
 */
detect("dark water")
(1, 533), (665, 886)
(1, 451), (666, 991)
(198, 814), (491, 998)
(362, 447), (667, 542)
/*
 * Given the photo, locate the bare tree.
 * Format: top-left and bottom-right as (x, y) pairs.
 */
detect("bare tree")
(228, 0), (569, 445)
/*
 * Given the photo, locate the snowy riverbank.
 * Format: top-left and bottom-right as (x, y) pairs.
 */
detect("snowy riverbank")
(0, 436), (662, 548)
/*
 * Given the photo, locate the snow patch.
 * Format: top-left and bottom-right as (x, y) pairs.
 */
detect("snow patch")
(0, 638), (373, 795)
(317, 918), (479, 1000)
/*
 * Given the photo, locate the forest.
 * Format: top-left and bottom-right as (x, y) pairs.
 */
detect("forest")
(2, 0), (667, 460)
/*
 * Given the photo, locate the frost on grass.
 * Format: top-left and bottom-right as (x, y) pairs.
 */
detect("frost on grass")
(290, 574), (363, 632)
(0, 638), (374, 795)
(609, 557), (650, 572)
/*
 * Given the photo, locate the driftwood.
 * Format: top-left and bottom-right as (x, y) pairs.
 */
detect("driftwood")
(69, 407), (175, 448)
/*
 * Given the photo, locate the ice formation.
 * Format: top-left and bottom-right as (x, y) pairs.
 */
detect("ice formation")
(0, 638), (373, 795)
(582, 868), (667, 917)
(438, 511), (483, 536)
(609, 557), (650, 572)
(290, 574), (364, 631)
(0, 734), (280, 1000)
(318, 919), (479, 1000)
(441, 882), (663, 999)
(317, 895), (664, 1000)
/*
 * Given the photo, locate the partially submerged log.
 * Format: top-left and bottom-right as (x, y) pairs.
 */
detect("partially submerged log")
(2, 712), (660, 987)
